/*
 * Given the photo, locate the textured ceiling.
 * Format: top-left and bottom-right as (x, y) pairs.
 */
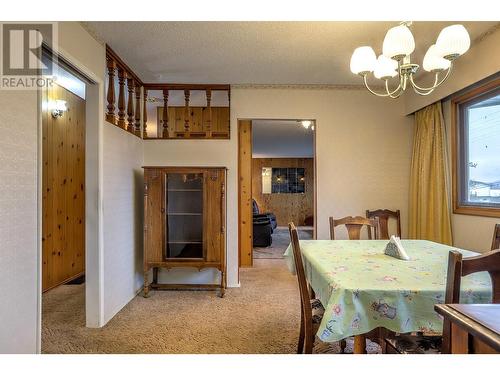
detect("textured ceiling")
(84, 21), (498, 85)
(252, 120), (314, 158)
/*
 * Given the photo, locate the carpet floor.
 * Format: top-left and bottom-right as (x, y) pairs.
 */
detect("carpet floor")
(42, 259), (303, 354)
(253, 227), (313, 259)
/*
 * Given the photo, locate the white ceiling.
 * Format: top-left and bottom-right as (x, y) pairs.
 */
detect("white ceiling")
(252, 120), (314, 158)
(84, 21), (498, 85)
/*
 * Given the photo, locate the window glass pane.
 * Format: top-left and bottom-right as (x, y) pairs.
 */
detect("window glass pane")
(270, 167), (305, 194)
(466, 93), (500, 205)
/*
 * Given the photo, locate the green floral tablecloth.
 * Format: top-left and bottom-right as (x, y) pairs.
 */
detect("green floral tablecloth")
(283, 240), (492, 342)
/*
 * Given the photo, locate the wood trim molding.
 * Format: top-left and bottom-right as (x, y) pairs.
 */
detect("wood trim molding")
(143, 83), (230, 91)
(451, 77), (500, 218)
(230, 83), (382, 91)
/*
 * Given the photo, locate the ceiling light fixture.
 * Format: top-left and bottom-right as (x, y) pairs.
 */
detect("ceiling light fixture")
(350, 22), (470, 98)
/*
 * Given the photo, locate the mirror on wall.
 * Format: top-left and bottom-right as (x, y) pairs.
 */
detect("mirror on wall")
(261, 167), (305, 194)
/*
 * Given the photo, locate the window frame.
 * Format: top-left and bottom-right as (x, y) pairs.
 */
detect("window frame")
(452, 78), (500, 218)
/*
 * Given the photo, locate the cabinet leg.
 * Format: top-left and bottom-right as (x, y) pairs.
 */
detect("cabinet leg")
(143, 270), (150, 298)
(153, 267), (158, 284)
(219, 271), (226, 298)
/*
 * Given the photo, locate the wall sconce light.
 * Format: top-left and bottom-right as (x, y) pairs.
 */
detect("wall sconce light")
(301, 120), (312, 129)
(50, 99), (67, 118)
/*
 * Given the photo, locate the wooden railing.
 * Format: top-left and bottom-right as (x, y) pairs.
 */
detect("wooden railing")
(105, 45), (230, 140)
(105, 45), (143, 138)
(142, 83), (230, 140)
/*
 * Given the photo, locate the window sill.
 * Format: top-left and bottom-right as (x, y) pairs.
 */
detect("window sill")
(453, 205), (500, 218)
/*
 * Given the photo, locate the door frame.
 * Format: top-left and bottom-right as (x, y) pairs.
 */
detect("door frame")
(237, 119), (318, 268)
(37, 47), (105, 351)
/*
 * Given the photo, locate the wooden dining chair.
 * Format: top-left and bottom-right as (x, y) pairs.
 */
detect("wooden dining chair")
(441, 249), (500, 353)
(366, 209), (401, 240)
(492, 223), (500, 251)
(289, 222), (324, 354)
(329, 216), (379, 240)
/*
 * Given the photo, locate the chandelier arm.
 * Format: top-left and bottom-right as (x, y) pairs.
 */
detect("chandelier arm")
(363, 74), (402, 98)
(409, 63), (454, 92)
(385, 78), (405, 98)
(411, 86), (441, 96)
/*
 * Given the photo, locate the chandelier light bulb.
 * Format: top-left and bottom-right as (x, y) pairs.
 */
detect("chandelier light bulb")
(350, 46), (377, 75)
(423, 44), (451, 72)
(349, 22), (463, 98)
(382, 24), (415, 60)
(435, 24), (470, 61)
(373, 55), (398, 80)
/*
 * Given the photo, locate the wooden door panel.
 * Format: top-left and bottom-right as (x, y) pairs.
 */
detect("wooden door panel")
(238, 120), (253, 267)
(42, 83), (85, 291)
(144, 169), (164, 265)
(204, 169), (224, 263)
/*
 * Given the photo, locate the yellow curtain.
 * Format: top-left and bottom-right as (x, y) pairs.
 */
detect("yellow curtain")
(409, 101), (452, 245)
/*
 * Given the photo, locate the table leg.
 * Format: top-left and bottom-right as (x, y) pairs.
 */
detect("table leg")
(354, 334), (367, 354)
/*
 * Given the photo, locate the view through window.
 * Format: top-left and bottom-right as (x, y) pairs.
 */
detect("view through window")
(461, 89), (500, 207)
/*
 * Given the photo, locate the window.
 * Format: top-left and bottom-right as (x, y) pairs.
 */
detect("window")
(261, 167), (305, 194)
(453, 79), (500, 217)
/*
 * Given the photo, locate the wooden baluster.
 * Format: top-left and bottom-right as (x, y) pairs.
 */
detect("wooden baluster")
(106, 58), (116, 124)
(126, 78), (135, 132)
(134, 85), (141, 137)
(162, 89), (169, 138)
(206, 88), (212, 138)
(184, 89), (190, 133)
(117, 67), (126, 129)
(143, 88), (148, 138)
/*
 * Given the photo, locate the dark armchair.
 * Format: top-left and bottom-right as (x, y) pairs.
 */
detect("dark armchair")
(252, 199), (277, 230)
(252, 199), (277, 247)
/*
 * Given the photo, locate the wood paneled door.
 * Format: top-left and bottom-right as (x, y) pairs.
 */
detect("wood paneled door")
(42, 82), (85, 292)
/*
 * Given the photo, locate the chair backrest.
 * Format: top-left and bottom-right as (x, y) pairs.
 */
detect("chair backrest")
(252, 199), (259, 214)
(445, 249), (500, 305)
(329, 216), (378, 240)
(366, 209), (401, 240)
(442, 249), (500, 353)
(492, 224), (500, 251)
(288, 223), (312, 321)
(288, 222), (314, 353)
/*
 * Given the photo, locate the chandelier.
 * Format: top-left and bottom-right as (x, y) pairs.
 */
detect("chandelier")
(349, 22), (470, 98)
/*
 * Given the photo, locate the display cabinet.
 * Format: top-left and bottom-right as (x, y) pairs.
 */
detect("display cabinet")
(143, 166), (227, 297)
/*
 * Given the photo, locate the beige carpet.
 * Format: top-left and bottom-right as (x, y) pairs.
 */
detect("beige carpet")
(253, 227), (313, 259)
(43, 259), (303, 354)
(42, 259), (380, 354)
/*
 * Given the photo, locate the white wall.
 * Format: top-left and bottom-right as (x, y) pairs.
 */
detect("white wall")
(102, 125), (143, 323)
(143, 86), (413, 288)
(58, 22), (144, 326)
(0, 90), (39, 354)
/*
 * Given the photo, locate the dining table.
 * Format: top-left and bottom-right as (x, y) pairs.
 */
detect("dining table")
(283, 239), (492, 353)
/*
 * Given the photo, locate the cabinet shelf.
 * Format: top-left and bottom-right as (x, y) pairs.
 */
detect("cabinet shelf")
(167, 241), (202, 244)
(167, 212), (202, 216)
(167, 189), (202, 192)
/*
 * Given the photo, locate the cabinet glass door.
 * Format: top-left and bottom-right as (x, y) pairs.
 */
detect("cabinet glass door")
(165, 172), (204, 259)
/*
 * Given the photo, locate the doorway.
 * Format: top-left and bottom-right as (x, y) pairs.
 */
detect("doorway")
(42, 80), (86, 291)
(238, 119), (317, 267)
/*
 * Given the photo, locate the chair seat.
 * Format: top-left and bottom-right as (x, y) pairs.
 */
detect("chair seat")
(385, 334), (442, 354)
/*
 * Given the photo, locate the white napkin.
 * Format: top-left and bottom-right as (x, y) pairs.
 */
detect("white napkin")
(384, 235), (411, 261)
